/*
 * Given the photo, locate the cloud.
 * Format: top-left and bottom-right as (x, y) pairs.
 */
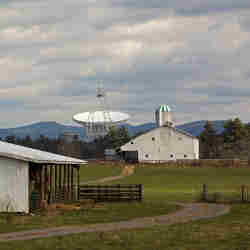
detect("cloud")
(109, 0), (250, 15)
(0, 0), (250, 128)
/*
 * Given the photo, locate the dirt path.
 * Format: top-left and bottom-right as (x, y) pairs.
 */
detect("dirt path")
(0, 203), (231, 242)
(80, 175), (125, 185)
(80, 165), (134, 185)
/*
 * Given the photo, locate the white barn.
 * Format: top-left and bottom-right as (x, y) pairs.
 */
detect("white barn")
(0, 141), (87, 213)
(120, 105), (199, 163)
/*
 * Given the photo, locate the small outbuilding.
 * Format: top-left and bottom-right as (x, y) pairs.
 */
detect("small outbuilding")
(120, 105), (199, 163)
(0, 141), (87, 213)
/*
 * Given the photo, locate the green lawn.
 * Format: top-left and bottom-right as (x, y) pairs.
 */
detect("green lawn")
(112, 166), (250, 202)
(0, 163), (180, 234)
(79, 161), (123, 182)
(0, 201), (179, 234)
(2, 165), (250, 249)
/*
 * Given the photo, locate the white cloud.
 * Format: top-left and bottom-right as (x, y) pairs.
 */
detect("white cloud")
(1, 25), (56, 41)
(0, 0), (250, 128)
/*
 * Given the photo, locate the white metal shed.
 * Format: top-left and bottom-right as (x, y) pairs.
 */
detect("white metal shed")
(0, 141), (87, 213)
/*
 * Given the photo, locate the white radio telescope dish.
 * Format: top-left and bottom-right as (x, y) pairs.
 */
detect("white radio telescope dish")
(73, 83), (130, 141)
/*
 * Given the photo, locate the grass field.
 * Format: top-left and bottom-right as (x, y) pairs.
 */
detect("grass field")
(0, 163), (179, 234)
(79, 161), (123, 182)
(2, 164), (250, 249)
(0, 200), (179, 234)
(112, 166), (250, 202)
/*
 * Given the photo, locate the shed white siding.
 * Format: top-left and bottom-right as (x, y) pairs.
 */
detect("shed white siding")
(0, 157), (29, 213)
(121, 126), (199, 162)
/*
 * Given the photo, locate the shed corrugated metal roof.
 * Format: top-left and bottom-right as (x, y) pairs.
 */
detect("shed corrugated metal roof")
(0, 141), (87, 165)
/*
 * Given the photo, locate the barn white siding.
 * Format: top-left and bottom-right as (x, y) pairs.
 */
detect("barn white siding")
(0, 157), (29, 213)
(121, 126), (199, 162)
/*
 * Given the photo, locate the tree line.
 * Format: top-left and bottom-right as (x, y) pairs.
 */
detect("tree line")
(199, 118), (250, 159)
(1, 126), (131, 159)
(2, 119), (248, 160)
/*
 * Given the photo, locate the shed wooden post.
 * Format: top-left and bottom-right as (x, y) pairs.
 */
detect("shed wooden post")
(71, 166), (74, 200)
(39, 165), (43, 202)
(55, 165), (58, 201)
(63, 165), (66, 192)
(77, 166), (80, 200)
(44, 165), (48, 201)
(59, 164), (62, 191)
(50, 165), (53, 202)
(67, 165), (70, 200)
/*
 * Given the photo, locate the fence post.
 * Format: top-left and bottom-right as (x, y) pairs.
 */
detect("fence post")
(247, 186), (248, 202)
(139, 184), (142, 201)
(202, 184), (207, 201)
(241, 185), (246, 202)
(118, 184), (120, 201)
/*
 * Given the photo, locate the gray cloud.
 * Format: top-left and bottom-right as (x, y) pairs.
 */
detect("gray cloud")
(109, 0), (250, 15)
(0, 0), (250, 127)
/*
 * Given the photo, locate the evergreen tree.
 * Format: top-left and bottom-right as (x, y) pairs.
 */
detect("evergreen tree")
(117, 126), (130, 147)
(199, 121), (218, 158)
(223, 118), (246, 144)
(221, 118), (248, 158)
(5, 135), (16, 144)
(103, 126), (131, 149)
(23, 135), (33, 147)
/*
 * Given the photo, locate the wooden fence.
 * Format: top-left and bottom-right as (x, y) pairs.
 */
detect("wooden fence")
(79, 184), (142, 202)
(54, 187), (76, 202)
(200, 184), (250, 203)
(137, 159), (250, 168)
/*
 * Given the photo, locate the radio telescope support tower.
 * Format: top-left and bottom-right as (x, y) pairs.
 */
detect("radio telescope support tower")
(73, 83), (130, 142)
(96, 82), (112, 127)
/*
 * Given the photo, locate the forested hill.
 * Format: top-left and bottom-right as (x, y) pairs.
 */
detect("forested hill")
(176, 120), (226, 136)
(0, 120), (227, 140)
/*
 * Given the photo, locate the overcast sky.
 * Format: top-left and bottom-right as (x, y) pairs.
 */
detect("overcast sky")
(1, 0), (250, 128)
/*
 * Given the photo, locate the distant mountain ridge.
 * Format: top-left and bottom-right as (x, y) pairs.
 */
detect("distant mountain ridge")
(0, 122), (85, 140)
(0, 120), (227, 140)
(176, 120), (226, 136)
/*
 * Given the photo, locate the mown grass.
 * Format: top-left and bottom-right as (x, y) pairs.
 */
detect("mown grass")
(2, 204), (250, 250)
(79, 161), (123, 182)
(2, 165), (250, 249)
(0, 163), (179, 234)
(0, 201), (179, 234)
(112, 165), (250, 202)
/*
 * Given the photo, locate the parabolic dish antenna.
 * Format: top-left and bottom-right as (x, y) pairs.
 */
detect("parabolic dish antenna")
(73, 84), (130, 141)
(73, 111), (130, 125)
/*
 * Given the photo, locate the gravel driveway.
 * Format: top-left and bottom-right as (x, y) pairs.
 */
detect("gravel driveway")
(0, 202), (231, 242)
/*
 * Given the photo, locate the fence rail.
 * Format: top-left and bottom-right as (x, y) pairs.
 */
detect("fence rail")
(138, 159), (250, 168)
(79, 184), (142, 202)
(200, 184), (250, 203)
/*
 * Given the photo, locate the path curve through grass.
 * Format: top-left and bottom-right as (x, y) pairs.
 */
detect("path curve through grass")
(80, 174), (126, 184)
(0, 203), (231, 242)
(80, 166), (134, 184)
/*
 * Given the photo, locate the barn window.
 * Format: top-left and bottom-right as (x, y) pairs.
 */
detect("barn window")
(170, 154), (174, 158)
(145, 154), (149, 158)
(178, 137), (182, 140)
(152, 137), (155, 141)
(184, 154), (187, 158)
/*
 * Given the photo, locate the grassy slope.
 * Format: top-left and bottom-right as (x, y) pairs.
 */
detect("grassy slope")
(2, 165), (250, 249)
(79, 162), (123, 182)
(0, 163), (179, 234)
(113, 166), (250, 202)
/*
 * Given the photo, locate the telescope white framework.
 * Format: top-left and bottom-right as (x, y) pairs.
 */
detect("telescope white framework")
(73, 83), (129, 141)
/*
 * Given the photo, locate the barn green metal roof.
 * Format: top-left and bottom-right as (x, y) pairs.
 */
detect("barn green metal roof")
(158, 105), (171, 112)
